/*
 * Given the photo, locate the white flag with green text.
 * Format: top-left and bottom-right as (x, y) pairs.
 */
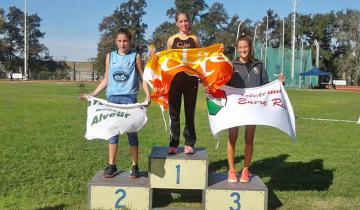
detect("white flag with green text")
(85, 96), (148, 140)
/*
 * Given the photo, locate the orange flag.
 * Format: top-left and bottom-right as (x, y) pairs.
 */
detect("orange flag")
(144, 44), (233, 110)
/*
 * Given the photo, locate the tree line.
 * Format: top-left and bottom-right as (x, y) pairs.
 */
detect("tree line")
(97, 0), (359, 85)
(0, 6), (66, 78)
(1, 1), (359, 85)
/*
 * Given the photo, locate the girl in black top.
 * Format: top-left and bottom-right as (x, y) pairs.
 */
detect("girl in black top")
(166, 12), (200, 155)
(227, 35), (284, 183)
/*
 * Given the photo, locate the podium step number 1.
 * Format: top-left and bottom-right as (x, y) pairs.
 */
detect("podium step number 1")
(149, 147), (208, 189)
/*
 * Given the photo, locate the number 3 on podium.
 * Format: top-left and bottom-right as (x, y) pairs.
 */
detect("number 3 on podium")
(229, 192), (241, 210)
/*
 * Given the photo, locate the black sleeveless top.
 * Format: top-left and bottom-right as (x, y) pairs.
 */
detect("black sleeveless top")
(171, 34), (197, 49)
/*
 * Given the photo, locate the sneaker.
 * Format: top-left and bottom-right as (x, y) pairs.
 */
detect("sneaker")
(184, 145), (194, 154)
(227, 169), (238, 183)
(240, 168), (251, 183)
(103, 164), (117, 178)
(129, 165), (140, 178)
(168, 147), (177, 155)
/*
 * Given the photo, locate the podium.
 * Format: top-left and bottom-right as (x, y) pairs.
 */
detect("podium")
(88, 147), (268, 210)
(88, 171), (150, 210)
(149, 147), (208, 190)
(206, 173), (267, 210)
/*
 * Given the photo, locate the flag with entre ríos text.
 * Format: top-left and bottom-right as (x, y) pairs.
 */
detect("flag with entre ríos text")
(144, 44), (233, 110)
(207, 80), (296, 142)
(85, 96), (148, 140)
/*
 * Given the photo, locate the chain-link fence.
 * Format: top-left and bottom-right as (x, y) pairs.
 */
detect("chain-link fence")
(254, 44), (316, 88)
(24, 61), (100, 81)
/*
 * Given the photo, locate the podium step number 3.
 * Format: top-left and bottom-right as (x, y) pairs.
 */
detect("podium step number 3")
(205, 173), (268, 210)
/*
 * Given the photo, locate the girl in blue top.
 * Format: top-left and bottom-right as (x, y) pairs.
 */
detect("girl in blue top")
(84, 28), (150, 178)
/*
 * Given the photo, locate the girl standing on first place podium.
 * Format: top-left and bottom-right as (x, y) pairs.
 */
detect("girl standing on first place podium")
(150, 12), (201, 155)
(166, 12), (201, 155)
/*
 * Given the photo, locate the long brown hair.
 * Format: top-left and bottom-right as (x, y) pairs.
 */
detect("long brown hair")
(236, 35), (254, 62)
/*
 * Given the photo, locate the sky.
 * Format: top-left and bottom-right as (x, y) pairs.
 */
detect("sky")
(2, 0), (360, 61)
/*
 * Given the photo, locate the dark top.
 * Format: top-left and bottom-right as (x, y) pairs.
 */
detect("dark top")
(226, 59), (269, 88)
(171, 35), (197, 49)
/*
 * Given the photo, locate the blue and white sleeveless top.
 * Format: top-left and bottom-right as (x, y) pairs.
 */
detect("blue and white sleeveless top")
(106, 51), (139, 97)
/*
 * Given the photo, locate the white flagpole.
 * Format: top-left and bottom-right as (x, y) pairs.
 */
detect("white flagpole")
(281, 18), (285, 75)
(253, 22), (260, 49)
(299, 38), (304, 88)
(314, 39), (320, 68)
(234, 20), (243, 59)
(291, 0), (297, 81)
(265, 14), (269, 69)
(24, 0), (27, 80)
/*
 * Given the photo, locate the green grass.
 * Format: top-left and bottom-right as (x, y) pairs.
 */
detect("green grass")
(0, 81), (359, 210)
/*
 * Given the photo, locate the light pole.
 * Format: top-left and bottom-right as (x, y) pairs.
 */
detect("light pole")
(24, 0), (27, 80)
(291, 0), (297, 81)
(253, 22), (260, 49)
(299, 38), (304, 88)
(281, 18), (285, 75)
(265, 14), (269, 69)
(260, 43), (265, 61)
(234, 20), (243, 59)
(314, 39), (320, 68)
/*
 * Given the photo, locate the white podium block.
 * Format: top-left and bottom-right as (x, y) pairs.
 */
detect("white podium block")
(149, 147), (208, 190)
(205, 173), (268, 210)
(88, 171), (150, 210)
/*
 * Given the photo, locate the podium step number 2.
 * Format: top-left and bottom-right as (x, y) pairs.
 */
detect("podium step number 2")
(88, 171), (150, 210)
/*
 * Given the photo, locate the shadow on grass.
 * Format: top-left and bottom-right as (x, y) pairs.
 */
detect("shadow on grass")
(251, 154), (334, 191)
(36, 204), (66, 210)
(208, 155), (244, 172)
(209, 154), (334, 210)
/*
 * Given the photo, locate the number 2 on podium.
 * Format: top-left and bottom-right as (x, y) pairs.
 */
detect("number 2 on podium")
(176, 164), (180, 184)
(229, 192), (241, 210)
(115, 189), (126, 208)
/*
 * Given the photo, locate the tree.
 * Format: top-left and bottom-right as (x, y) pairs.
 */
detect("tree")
(197, 2), (229, 46)
(216, 15), (241, 58)
(26, 13), (48, 74)
(149, 21), (177, 50)
(149, 4), (360, 85)
(0, 8), (4, 31)
(2, 6), (23, 73)
(96, 0), (148, 73)
(258, 9), (280, 48)
(0, 6), (48, 76)
(0, 8), (6, 67)
(334, 10), (360, 85)
(166, 0), (208, 24)
(307, 13), (336, 72)
(214, 16), (253, 59)
(151, 1), (251, 59)
(151, 0), (207, 51)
